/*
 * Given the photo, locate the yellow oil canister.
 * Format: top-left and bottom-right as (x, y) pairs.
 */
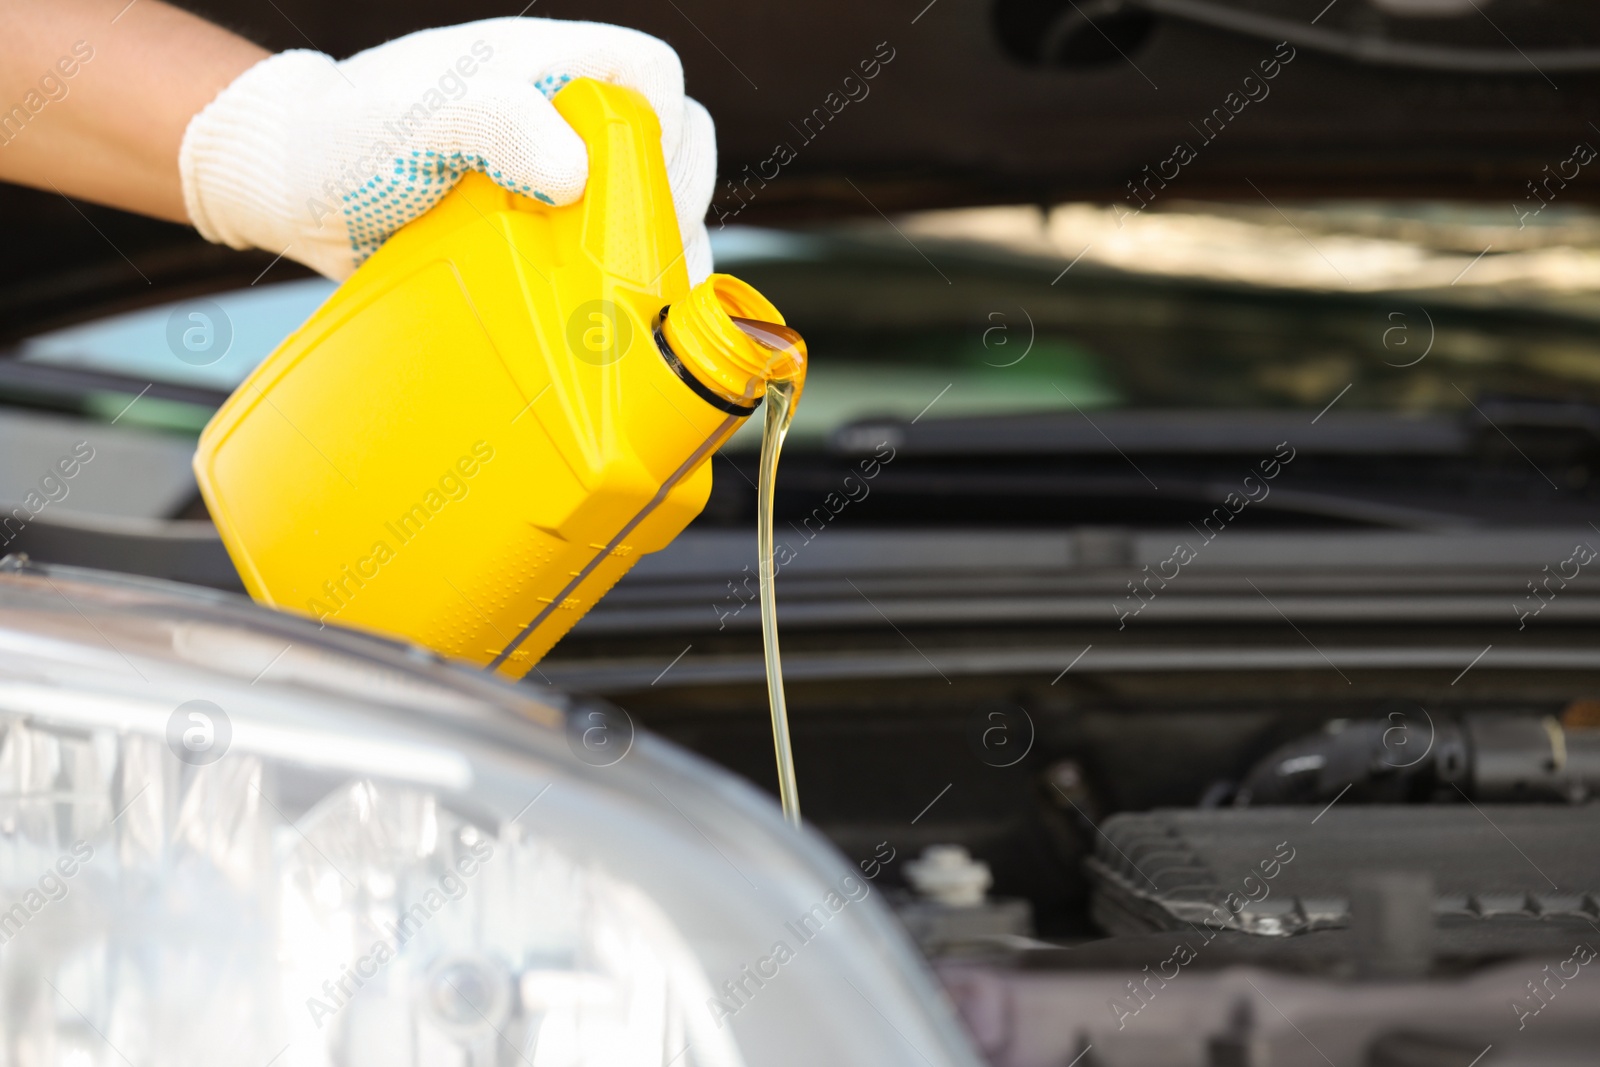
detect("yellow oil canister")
(193, 78), (805, 679)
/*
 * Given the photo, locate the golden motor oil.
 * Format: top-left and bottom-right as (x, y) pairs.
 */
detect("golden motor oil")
(193, 78), (806, 680)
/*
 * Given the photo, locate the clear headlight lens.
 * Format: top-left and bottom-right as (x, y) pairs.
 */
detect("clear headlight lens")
(0, 562), (979, 1067)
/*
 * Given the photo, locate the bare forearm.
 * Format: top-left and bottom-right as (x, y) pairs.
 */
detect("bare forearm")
(0, 0), (266, 222)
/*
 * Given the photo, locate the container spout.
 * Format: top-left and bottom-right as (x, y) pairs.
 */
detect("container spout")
(730, 316), (807, 402)
(659, 274), (807, 411)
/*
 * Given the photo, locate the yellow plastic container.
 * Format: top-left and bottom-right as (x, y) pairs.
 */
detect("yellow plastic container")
(194, 79), (804, 678)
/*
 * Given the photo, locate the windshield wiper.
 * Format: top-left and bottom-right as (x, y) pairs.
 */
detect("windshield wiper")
(832, 409), (1469, 457)
(0, 357), (229, 411)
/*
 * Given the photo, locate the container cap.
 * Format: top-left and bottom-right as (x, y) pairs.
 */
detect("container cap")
(660, 274), (807, 407)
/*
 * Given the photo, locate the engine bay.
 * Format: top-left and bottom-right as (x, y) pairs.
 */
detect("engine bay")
(539, 520), (1600, 1067)
(637, 693), (1600, 1065)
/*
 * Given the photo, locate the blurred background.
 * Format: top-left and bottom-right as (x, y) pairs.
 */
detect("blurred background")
(12, 0), (1600, 452)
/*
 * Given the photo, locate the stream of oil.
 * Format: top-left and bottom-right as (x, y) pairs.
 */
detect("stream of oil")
(732, 316), (806, 828)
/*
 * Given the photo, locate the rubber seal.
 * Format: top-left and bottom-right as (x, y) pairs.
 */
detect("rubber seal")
(654, 307), (762, 417)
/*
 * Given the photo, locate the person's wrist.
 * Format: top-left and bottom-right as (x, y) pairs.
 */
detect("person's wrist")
(179, 49), (334, 254)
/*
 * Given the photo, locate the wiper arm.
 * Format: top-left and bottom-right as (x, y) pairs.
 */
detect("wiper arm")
(833, 409), (1469, 458)
(0, 357), (230, 409)
(1222, 484), (1478, 532)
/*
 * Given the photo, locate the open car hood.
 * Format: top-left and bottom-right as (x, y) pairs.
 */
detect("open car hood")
(8, 0), (1600, 335)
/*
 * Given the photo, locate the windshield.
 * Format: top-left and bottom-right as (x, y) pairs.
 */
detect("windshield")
(713, 204), (1600, 447)
(16, 277), (337, 391)
(12, 203), (1600, 447)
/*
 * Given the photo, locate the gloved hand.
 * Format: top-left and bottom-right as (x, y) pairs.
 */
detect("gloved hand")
(179, 18), (716, 283)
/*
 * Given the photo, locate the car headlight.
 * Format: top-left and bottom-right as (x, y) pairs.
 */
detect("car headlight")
(0, 560), (980, 1067)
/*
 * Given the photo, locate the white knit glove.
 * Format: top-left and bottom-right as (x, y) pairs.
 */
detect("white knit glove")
(179, 18), (716, 283)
